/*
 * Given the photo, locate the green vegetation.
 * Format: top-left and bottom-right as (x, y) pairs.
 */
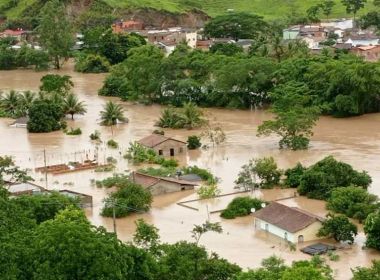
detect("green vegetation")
(197, 184), (221, 199)
(220, 197), (265, 219)
(364, 211), (380, 250)
(297, 156), (372, 200)
(187, 135), (202, 149)
(64, 127), (82, 135)
(190, 221), (223, 244)
(63, 93), (87, 120)
(37, 0), (73, 69)
(106, 139), (119, 148)
(0, 90), (35, 118)
(327, 186), (379, 222)
(74, 53), (111, 73)
(27, 99), (64, 133)
(284, 163), (306, 188)
(235, 157), (282, 190)
(89, 130), (101, 141)
(100, 101), (127, 136)
(202, 126), (226, 147)
(40, 74), (73, 95)
(317, 215), (358, 244)
(101, 178), (152, 217)
(352, 260), (380, 279)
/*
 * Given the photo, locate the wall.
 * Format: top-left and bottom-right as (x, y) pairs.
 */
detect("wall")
(149, 180), (194, 195)
(255, 218), (295, 243)
(185, 32), (197, 48)
(296, 221), (323, 242)
(153, 140), (187, 157)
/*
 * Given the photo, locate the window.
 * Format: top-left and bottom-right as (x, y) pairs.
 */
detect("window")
(298, 235), (304, 243)
(179, 147), (183, 153)
(170, 148), (175, 156)
(158, 150), (163, 156)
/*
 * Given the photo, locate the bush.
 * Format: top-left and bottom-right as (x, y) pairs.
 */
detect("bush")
(65, 127), (82, 135)
(221, 197), (265, 219)
(181, 165), (217, 185)
(317, 215), (358, 244)
(197, 185), (221, 199)
(74, 53), (111, 73)
(327, 186), (379, 222)
(284, 163), (305, 188)
(95, 174), (130, 188)
(101, 180), (152, 217)
(187, 135), (202, 150)
(27, 100), (64, 133)
(364, 211), (380, 250)
(107, 139), (119, 149)
(89, 130), (101, 141)
(156, 103), (206, 129)
(153, 129), (165, 135)
(298, 156), (372, 200)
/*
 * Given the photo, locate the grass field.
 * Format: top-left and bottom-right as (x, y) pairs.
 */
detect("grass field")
(0, 0), (376, 20)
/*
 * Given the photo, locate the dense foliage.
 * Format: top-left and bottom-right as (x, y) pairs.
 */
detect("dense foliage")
(364, 211), (380, 250)
(187, 135), (202, 149)
(27, 100), (64, 132)
(297, 156), (371, 200)
(101, 178), (153, 218)
(221, 197), (265, 219)
(327, 186), (379, 222)
(74, 53), (111, 73)
(352, 260), (380, 279)
(284, 163), (306, 188)
(317, 215), (358, 243)
(156, 103), (207, 129)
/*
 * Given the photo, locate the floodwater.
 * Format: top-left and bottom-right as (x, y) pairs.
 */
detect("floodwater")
(1, 62), (380, 279)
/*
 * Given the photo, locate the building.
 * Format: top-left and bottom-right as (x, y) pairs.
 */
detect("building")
(59, 189), (93, 208)
(345, 33), (379, 47)
(320, 19), (354, 30)
(142, 27), (197, 51)
(350, 45), (380, 62)
(6, 182), (47, 196)
(0, 29), (25, 41)
(131, 172), (196, 195)
(112, 20), (144, 33)
(137, 134), (187, 157)
(253, 202), (325, 243)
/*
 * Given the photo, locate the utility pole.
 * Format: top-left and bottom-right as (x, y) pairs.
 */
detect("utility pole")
(112, 199), (117, 236)
(43, 149), (48, 190)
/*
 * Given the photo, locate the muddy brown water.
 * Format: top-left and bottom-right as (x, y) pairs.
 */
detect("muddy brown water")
(1, 62), (380, 279)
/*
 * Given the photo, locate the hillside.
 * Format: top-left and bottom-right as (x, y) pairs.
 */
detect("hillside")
(0, 0), (376, 21)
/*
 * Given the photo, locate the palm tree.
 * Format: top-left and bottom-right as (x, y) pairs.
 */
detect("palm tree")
(0, 90), (20, 117)
(63, 93), (87, 120)
(18, 91), (36, 116)
(100, 101), (127, 136)
(181, 102), (206, 129)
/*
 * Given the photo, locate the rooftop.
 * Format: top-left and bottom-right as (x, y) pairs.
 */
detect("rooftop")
(137, 134), (186, 148)
(254, 202), (324, 233)
(132, 172), (197, 189)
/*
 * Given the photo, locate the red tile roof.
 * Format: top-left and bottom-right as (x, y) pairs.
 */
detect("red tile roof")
(254, 202), (324, 233)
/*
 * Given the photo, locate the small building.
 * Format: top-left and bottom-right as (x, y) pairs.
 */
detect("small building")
(112, 20), (145, 33)
(253, 202), (325, 243)
(0, 29), (25, 41)
(345, 33), (379, 47)
(137, 134), (187, 157)
(10, 117), (28, 128)
(6, 181), (47, 196)
(350, 45), (380, 62)
(131, 172), (196, 195)
(59, 189), (93, 208)
(320, 19), (353, 30)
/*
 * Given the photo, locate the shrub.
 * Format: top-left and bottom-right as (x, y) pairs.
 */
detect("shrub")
(197, 184), (221, 199)
(89, 130), (101, 141)
(298, 156), (372, 200)
(156, 103), (206, 129)
(27, 100), (64, 133)
(101, 180), (152, 217)
(74, 53), (111, 73)
(65, 127), (82, 135)
(181, 166), (217, 185)
(364, 211), (380, 250)
(327, 186), (379, 222)
(187, 135), (202, 150)
(107, 139), (119, 149)
(317, 215), (358, 244)
(220, 197), (265, 219)
(284, 163), (305, 188)
(95, 174), (130, 188)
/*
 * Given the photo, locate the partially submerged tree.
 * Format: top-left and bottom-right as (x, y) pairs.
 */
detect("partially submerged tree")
(191, 221), (222, 245)
(40, 75), (73, 96)
(317, 215), (358, 243)
(100, 101), (127, 136)
(63, 93), (87, 120)
(202, 126), (226, 147)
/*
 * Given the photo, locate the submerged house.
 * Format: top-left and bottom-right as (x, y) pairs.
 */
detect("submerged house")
(137, 134), (187, 157)
(131, 172), (196, 195)
(253, 202), (325, 243)
(10, 117), (28, 128)
(6, 181), (47, 196)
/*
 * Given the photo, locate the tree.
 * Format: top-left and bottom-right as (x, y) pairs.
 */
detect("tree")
(202, 126), (226, 147)
(74, 53), (111, 73)
(352, 260), (380, 279)
(204, 12), (268, 41)
(321, 0), (336, 19)
(317, 215), (358, 243)
(0, 90), (20, 117)
(284, 163), (306, 188)
(18, 91), (36, 116)
(235, 157), (282, 189)
(27, 100), (64, 133)
(209, 43), (244, 56)
(191, 221), (223, 244)
(341, 0), (367, 20)
(133, 219), (160, 251)
(99, 101), (127, 136)
(40, 74), (73, 95)
(297, 156), (372, 200)
(307, 5), (322, 21)
(63, 93), (87, 119)
(197, 184), (221, 199)
(257, 82), (320, 150)
(180, 102), (207, 129)
(364, 211), (380, 250)
(0, 156), (31, 185)
(101, 180), (152, 218)
(187, 135), (202, 150)
(221, 197), (265, 219)
(327, 186), (379, 222)
(37, 0), (74, 69)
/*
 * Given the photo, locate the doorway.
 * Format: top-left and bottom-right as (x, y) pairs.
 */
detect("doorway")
(170, 148), (175, 156)
(298, 235), (304, 243)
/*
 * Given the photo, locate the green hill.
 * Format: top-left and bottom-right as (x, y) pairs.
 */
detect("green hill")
(0, 0), (376, 20)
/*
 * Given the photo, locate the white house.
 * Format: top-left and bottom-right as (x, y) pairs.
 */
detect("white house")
(320, 19), (353, 30)
(345, 33), (379, 47)
(253, 202), (325, 243)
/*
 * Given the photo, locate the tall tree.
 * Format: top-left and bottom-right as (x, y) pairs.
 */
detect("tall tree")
(321, 0), (336, 19)
(100, 101), (127, 136)
(63, 93), (87, 120)
(341, 0), (367, 20)
(40, 74), (73, 95)
(318, 215), (358, 243)
(0, 90), (20, 117)
(37, 0), (74, 69)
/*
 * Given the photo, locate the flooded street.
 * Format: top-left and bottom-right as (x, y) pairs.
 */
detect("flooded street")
(1, 62), (380, 279)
